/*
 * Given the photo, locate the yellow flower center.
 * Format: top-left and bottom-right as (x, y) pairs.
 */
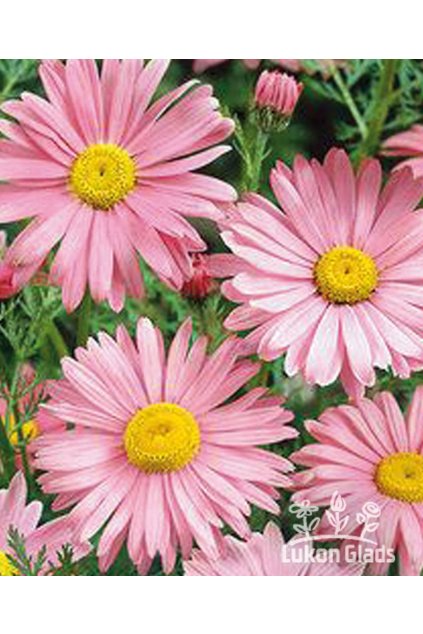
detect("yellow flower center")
(123, 403), (201, 473)
(0, 551), (19, 576)
(2, 413), (40, 446)
(69, 143), (137, 210)
(375, 452), (423, 503)
(314, 246), (378, 304)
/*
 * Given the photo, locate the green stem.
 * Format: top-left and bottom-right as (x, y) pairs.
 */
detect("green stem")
(250, 130), (268, 192)
(332, 66), (368, 140)
(0, 416), (15, 481)
(0, 76), (17, 103)
(235, 115), (268, 192)
(194, 299), (213, 339)
(12, 401), (35, 495)
(46, 321), (69, 359)
(76, 293), (93, 348)
(1, 363), (33, 488)
(355, 59), (400, 163)
(234, 119), (254, 192)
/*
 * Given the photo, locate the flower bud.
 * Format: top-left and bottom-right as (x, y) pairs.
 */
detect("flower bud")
(0, 262), (16, 299)
(182, 254), (218, 299)
(253, 70), (303, 132)
(0, 232), (14, 299)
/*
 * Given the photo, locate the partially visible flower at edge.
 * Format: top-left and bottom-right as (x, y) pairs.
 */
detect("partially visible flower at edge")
(0, 471), (90, 575)
(193, 59), (345, 78)
(382, 124), (423, 178)
(193, 59), (263, 73)
(185, 521), (363, 576)
(291, 388), (423, 575)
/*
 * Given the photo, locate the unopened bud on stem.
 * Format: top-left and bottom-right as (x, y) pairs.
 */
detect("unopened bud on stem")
(253, 70), (303, 132)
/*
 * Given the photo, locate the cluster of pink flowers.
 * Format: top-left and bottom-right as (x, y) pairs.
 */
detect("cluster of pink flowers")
(1, 59), (423, 576)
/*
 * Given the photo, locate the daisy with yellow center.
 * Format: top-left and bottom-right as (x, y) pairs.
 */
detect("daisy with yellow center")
(375, 452), (423, 503)
(292, 388), (423, 576)
(35, 317), (297, 575)
(70, 144), (137, 211)
(314, 246), (378, 304)
(0, 59), (236, 313)
(222, 148), (423, 398)
(124, 403), (201, 473)
(0, 472), (90, 576)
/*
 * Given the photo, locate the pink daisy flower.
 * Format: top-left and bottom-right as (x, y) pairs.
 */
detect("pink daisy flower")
(382, 124), (423, 178)
(33, 317), (296, 573)
(0, 472), (89, 575)
(0, 59), (236, 312)
(185, 520), (363, 575)
(221, 149), (423, 398)
(291, 388), (423, 575)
